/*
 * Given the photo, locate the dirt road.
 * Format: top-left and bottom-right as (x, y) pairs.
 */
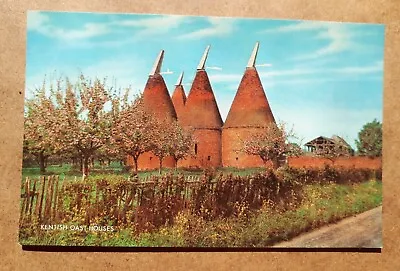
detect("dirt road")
(273, 206), (382, 248)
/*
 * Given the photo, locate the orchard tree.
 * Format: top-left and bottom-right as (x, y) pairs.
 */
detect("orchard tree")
(242, 122), (302, 169)
(24, 82), (60, 173)
(95, 88), (130, 168)
(54, 75), (114, 177)
(112, 95), (157, 175)
(151, 120), (172, 174)
(168, 121), (195, 170)
(150, 120), (194, 173)
(355, 119), (382, 157)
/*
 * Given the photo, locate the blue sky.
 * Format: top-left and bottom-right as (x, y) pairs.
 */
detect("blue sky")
(25, 11), (385, 148)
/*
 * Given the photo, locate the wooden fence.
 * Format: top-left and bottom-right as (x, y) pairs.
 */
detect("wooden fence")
(19, 174), (219, 229)
(20, 167), (379, 232)
(19, 172), (302, 232)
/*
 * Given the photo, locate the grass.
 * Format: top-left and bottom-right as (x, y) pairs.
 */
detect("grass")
(19, 179), (382, 247)
(21, 163), (267, 183)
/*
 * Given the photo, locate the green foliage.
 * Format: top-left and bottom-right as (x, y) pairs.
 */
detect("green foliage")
(355, 119), (382, 157)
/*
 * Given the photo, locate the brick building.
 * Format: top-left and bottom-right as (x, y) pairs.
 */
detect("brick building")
(135, 50), (177, 170)
(178, 46), (224, 168)
(222, 42), (276, 168)
(128, 42), (281, 170)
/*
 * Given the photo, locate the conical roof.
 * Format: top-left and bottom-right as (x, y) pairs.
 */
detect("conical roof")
(181, 46), (223, 129)
(142, 50), (177, 122)
(224, 42), (275, 128)
(171, 72), (186, 119)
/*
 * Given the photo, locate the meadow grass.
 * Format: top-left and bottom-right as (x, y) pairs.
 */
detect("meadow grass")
(21, 163), (267, 183)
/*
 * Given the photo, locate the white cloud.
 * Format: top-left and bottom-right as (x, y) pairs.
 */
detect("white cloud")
(27, 11), (50, 31)
(27, 12), (188, 43)
(262, 21), (363, 60)
(209, 60), (388, 86)
(263, 20), (328, 33)
(160, 69), (174, 75)
(335, 60), (383, 74)
(206, 61), (383, 89)
(115, 15), (187, 38)
(177, 17), (235, 40)
(255, 63), (273, 67)
(261, 61), (382, 79)
(207, 66), (223, 70)
(27, 11), (110, 40)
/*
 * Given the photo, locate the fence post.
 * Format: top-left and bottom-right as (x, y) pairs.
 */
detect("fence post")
(38, 176), (46, 222)
(44, 176), (54, 222)
(24, 177), (31, 215)
(29, 178), (37, 218)
(53, 176), (59, 222)
(20, 177), (29, 221)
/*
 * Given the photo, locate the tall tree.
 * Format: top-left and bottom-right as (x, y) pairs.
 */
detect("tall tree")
(54, 75), (114, 177)
(151, 120), (173, 174)
(241, 122), (302, 169)
(24, 82), (60, 173)
(168, 121), (195, 170)
(355, 119), (382, 157)
(112, 95), (157, 175)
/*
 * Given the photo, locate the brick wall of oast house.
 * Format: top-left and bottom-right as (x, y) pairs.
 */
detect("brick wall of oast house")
(127, 73), (177, 170)
(222, 67), (275, 168)
(130, 152), (176, 170)
(288, 156), (382, 169)
(179, 70), (223, 168)
(171, 85), (186, 120)
(178, 128), (222, 168)
(222, 127), (268, 168)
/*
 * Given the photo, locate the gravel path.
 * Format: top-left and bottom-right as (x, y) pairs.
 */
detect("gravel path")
(273, 206), (382, 248)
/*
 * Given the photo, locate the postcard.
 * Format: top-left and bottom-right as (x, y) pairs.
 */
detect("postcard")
(20, 11), (384, 248)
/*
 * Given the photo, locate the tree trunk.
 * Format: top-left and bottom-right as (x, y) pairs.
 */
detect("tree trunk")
(79, 157), (83, 172)
(133, 156), (139, 176)
(82, 155), (90, 178)
(174, 158), (178, 171)
(38, 151), (46, 173)
(271, 156), (279, 170)
(107, 158), (111, 166)
(159, 158), (163, 174)
(44, 156), (48, 168)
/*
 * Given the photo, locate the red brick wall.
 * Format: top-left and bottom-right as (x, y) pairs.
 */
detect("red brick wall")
(222, 127), (266, 168)
(127, 152), (176, 171)
(178, 129), (222, 168)
(288, 156), (382, 169)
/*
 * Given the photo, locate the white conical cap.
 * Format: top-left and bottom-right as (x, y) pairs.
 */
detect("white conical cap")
(246, 42), (259, 68)
(149, 50), (164, 76)
(175, 71), (184, 86)
(197, 45), (210, 70)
